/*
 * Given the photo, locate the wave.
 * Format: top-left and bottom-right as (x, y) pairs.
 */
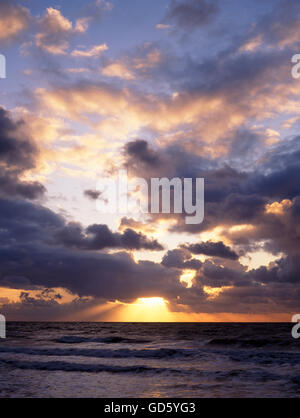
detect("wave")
(0, 359), (177, 374)
(0, 358), (295, 385)
(206, 337), (299, 350)
(228, 349), (300, 366)
(0, 346), (195, 359)
(54, 336), (151, 344)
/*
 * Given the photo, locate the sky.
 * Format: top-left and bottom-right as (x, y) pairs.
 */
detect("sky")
(0, 0), (300, 322)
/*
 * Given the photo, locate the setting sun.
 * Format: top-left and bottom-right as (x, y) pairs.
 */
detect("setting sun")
(110, 297), (173, 322)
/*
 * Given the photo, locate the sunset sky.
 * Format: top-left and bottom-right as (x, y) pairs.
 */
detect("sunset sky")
(0, 0), (300, 321)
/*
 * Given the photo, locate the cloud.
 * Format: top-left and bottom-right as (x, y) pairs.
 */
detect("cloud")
(35, 7), (90, 55)
(83, 0), (113, 19)
(55, 222), (164, 251)
(163, 0), (219, 30)
(84, 189), (103, 200)
(74, 17), (91, 34)
(0, 1), (30, 43)
(182, 241), (239, 260)
(125, 139), (161, 169)
(156, 24), (171, 30)
(0, 197), (180, 304)
(101, 44), (163, 80)
(0, 293), (97, 321)
(162, 249), (202, 270)
(119, 132), (300, 314)
(71, 43), (108, 58)
(119, 217), (156, 234)
(243, 0), (300, 50)
(0, 186), (299, 317)
(101, 62), (136, 80)
(0, 108), (45, 200)
(2, 0), (300, 320)
(35, 41), (297, 148)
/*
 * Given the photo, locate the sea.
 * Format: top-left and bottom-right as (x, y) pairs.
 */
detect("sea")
(0, 322), (299, 398)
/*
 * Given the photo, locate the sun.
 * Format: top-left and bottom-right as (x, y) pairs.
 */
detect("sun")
(110, 297), (174, 322)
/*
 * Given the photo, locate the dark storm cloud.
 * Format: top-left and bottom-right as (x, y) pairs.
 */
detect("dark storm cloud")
(0, 293), (98, 322)
(0, 196), (164, 253)
(84, 189), (103, 200)
(188, 46), (289, 96)
(125, 139), (161, 170)
(123, 138), (214, 180)
(182, 241), (239, 260)
(247, 137), (300, 201)
(0, 111), (176, 311)
(0, 108), (35, 168)
(0, 174), (45, 200)
(0, 198), (179, 303)
(0, 240), (180, 302)
(119, 227), (164, 251)
(0, 198), (64, 248)
(121, 131), (300, 313)
(249, 255), (300, 285)
(0, 108), (45, 200)
(55, 222), (164, 251)
(163, 0), (219, 30)
(197, 259), (246, 287)
(0, 195), (163, 263)
(226, 195), (300, 259)
(175, 280), (300, 314)
(125, 135), (300, 239)
(122, 138), (265, 232)
(1, 192), (300, 316)
(161, 249), (202, 270)
(0, 276), (38, 291)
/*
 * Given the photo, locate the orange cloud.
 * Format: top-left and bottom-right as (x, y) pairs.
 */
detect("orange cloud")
(0, 2), (30, 43)
(102, 62), (136, 80)
(34, 60), (300, 156)
(101, 48), (162, 80)
(71, 43), (108, 58)
(35, 7), (90, 55)
(265, 199), (293, 215)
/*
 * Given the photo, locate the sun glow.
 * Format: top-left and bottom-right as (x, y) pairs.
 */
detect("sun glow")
(180, 270), (196, 288)
(203, 285), (233, 300)
(265, 199), (293, 215)
(135, 297), (166, 307)
(110, 297), (174, 322)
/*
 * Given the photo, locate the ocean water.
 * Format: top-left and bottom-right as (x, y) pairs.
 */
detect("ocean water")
(0, 322), (299, 398)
